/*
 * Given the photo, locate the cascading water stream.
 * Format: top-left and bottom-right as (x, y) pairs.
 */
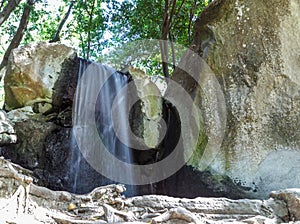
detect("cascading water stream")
(69, 59), (134, 194)
(66, 60), (209, 198)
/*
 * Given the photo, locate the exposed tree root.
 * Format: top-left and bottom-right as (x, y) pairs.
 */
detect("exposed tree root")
(103, 203), (137, 222)
(151, 207), (202, 223)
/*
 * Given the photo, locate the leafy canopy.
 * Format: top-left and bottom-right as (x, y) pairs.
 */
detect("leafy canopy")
(0, 0), (210, 76)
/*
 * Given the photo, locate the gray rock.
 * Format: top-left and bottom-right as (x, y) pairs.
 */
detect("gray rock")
(6, 106), (36, 123)
(129, 67), (164, 149)
(4, 42), (76, 111)
(0, 110), (16, 145)
(169, 0), (300, 197)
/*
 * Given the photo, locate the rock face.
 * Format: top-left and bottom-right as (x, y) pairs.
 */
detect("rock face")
(170, 0), (300, 197)
(0, 110), (16, 145)
(1, 157), (299, 224)
(2, 114), (57, 169)
(133, 75), (163, 149)
(4, 42), (76, 112)
(128, 66), (164, 165)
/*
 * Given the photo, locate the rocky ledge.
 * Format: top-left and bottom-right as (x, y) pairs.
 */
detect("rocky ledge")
(0, 157), (299, 224)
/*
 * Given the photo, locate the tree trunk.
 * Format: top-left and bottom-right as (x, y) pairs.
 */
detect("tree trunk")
(0, 0), (34, 73)
(188, 0), (197, 44)
(160, 0), (170, 78)
(0, 0), (22, 26)
(160, 0), (177, 78)
(86, 0), (96, 59)
(49, 1), (74, 43)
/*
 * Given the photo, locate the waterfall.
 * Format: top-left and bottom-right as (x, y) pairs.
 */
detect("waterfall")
(69, 59), (134, 194)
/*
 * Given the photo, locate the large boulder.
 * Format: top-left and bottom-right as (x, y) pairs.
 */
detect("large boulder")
(132, 73), (163, 149)
(1, 42), (81, 191)
(170, 0), (300, 197)
(4, 42), (77, 112)
(128, 66), (165, 166)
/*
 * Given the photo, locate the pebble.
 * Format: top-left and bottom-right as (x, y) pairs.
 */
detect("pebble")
(68, 203), (77, 211)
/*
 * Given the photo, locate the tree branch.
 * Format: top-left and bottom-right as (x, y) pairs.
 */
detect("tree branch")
(159, 41), (169, 78)
(49, 0), (74, 43)
(0, 0), (34, 73)
(0, 0), (22, 26)
(0, 0), (5, 11)
(169, 32), (176, 70)
(79, 32), (86, 58)
(160, 0), (178, 78)
(86, 0), (96, 59)
(169, 0), (185, 31)
(173, 0), (185, 19)
(160, 0), (171, 78)
(188, 0), (197, 43)
(168, 0), (177, 29)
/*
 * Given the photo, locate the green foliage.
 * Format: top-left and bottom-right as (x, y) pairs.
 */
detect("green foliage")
(101, 0), (209, 76)
(102, 39), (186, 77)
(23, 1), (64, 44)
(0, 0), (210, 76)
(66, 0), (107, 59)
(0, 0), (65, 56)
(0, 1), (21, 55)
(109, 0), (163, 41)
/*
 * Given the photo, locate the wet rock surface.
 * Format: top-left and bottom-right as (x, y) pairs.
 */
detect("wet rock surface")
(1, 117), (57, 169)
(1, 157), (299, 224)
